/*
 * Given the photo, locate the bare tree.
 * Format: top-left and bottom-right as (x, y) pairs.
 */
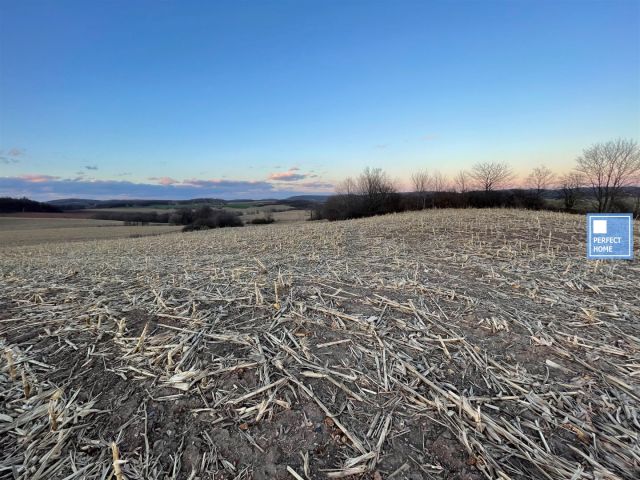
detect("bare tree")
(470, 162), (515, 192)
(356, 167), (397, 215)
(575, 138), (640, 212)
(431, 170), (449, 193)
(330, 177), (360, 218)
(336, 177), (357, 196)
(325, 168), (398, 219)
(453, 170), (470, 193)
(526, 165), (555, 197)
(558, 172), (583, 211)
(411, 170), (430, 209)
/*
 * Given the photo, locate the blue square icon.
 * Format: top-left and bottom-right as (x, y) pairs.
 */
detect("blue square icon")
(587, 213), (634, 260)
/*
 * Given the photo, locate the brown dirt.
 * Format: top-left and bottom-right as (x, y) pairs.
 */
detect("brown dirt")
(1, 209), (639, 479)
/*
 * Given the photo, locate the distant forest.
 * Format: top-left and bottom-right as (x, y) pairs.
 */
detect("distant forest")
(0, 197), (62, 214)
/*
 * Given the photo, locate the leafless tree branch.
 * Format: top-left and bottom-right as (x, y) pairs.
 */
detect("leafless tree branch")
(469, 162), (515, 192)
(575, 138), (640, 212)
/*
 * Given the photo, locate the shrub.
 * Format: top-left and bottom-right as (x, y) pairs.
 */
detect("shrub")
(510, 189), (545, 210)
(250, 217), (275, 225)
(318, 192), (404, 221)
(169, 207), (194, 225)
(182, 209), (243, 231)
(316, 167), (404, 221)
(92, 211), (171, 223)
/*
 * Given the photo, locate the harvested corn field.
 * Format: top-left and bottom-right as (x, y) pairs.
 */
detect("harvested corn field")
(1, 209), (639, 480)
(0, 217), (182, 246)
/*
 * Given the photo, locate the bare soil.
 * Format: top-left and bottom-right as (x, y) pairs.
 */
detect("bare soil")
(1, 209), (639, 479)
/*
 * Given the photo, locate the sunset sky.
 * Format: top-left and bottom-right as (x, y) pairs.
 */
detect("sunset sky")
(1, 0), (639, 200)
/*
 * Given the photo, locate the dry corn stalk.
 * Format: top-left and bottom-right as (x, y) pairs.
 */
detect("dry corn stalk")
(4, 349), (16, 380)
(21, 370), (30, 399)
(133, 323), (149, 354)
(273, 281), (280, 309)
(48, 398), (59, 431)
(111, 442), (125, 480)
(116, 318), (126, 337)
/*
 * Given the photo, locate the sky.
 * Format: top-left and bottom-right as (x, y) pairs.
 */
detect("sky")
(1, 0), (639, 200)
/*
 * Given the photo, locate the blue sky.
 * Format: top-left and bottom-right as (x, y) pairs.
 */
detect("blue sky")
(1, 0), (638, 200)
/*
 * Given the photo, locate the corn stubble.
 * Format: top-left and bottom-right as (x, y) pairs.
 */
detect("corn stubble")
(0, 209), (639, 479)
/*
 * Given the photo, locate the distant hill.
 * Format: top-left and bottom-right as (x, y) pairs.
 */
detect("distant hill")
(47, 198), (227, 210)
(46, 196), (329, 210)
(284, 195), (329, 202)
(0, 197), (62, 214)
(46, 198), (101, 209)
(42, 188), (639, 211)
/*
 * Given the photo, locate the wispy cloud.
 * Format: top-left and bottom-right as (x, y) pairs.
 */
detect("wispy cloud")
(294, 180), (334, 190)
(149, 176), (179, 185)
(0, 174), (334, 200)
(7, 148), (25, 157)
(19, 174), (61, 183)
(182, 178), (271, 189)
(271, 180), (334, 192)
(268, 169), (308, 182)
(0, 147), (25, 164)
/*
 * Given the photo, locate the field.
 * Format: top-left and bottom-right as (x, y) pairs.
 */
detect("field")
(0, 217), (182, 246)
(1, 209), (639, 479)
(82, 202), (296, 215)
(81, 203), (309, 224)
(243, 208), (310, 224)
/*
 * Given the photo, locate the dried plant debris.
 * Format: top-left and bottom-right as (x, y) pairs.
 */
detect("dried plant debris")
(1, 209), (639, 479)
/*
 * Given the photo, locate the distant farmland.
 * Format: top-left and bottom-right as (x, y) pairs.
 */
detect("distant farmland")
(0, 217), (181, 246)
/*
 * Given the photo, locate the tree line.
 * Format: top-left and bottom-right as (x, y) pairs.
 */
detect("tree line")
(0, 197), (62, 214)
(316, 138), (640, 221)
(92, 205), (242, 230)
